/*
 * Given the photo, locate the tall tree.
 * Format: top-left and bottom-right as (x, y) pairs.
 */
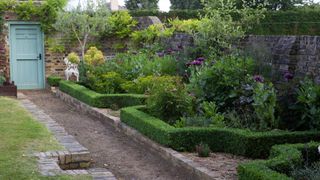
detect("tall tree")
(54, 0), (111, 59)
(125, 0), (159, 10)
(170, 0), (204, 9)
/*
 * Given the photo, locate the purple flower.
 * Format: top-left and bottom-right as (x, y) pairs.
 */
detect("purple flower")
(186, 60), (202, 66)
(253, 75), (264, 83)
(157, 52), (165, 57)
(165, 48), (174, 54)
(196, 57), (205, 62)
(177, 44), (183, 50)
(284, 71), (294, 80)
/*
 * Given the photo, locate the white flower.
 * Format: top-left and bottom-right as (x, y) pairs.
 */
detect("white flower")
(318, 145), (320, 154)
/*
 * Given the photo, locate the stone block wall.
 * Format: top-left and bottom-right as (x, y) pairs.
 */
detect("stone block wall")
(243, 35), (320, 82)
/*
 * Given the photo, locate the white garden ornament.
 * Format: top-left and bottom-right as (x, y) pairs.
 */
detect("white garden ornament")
(64, 57), (79, 82)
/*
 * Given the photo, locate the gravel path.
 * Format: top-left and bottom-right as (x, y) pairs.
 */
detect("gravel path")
(23, 90), (190, 180)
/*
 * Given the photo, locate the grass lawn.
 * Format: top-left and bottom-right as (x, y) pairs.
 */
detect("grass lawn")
(0, 97), (90, 180)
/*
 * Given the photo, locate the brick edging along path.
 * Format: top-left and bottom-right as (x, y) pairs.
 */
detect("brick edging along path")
(19, 96), (116, 180)
(55, 89), (218, 180)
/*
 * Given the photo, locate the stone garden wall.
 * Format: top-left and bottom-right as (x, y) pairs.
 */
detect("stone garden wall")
(2, 9), (320, 83)
(243, 35), (320, 82)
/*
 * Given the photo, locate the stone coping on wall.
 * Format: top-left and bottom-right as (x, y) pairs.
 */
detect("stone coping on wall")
(55, 89), (219, 180)
(18, 95), (116, 180)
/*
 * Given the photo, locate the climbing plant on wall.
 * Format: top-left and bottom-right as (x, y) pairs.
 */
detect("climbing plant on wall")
(0, 0), (67, 33)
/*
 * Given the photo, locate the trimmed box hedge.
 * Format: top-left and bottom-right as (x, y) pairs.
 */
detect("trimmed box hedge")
(47, 76), (62, 87)
(121, 106), (320, 158)
(59, 80), (147, 109)
(238, 142), (320, 180)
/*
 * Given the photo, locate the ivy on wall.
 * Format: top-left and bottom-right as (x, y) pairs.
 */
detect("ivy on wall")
(0, 0), (67, 33)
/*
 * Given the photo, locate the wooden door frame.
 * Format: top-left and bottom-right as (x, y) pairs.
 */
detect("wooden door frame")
(8, 21), (45, 89)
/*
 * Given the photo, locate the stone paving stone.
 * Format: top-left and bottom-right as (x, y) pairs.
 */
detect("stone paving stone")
(20, 98), (117, 180)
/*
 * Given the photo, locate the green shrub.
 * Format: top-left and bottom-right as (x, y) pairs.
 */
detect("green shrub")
(87, 71), (125, 94)
(67, 52), (80, 64)
(131, 24), (175, 47)
(112, 52), (177, 80)
(106, 11), (137, 39)
(168, 18), (200, 34)
(238, 142), (320, 180)
(129, 10), (205, 21)
(147, 78), (194, 125)
(121, 106), (320, 158)
(294, 78), (320, 130)
(253, 82), (278, 130)
(122, 75), (180, 94)
(47, 76), (62, 87)
(176, 101), (224, 128)
(59, 80), (147, 108)
(291, 162), (320, 180)
(84, 47), (105, 66)
(188, 56), (254, 110)
(196, 143), (211, 157)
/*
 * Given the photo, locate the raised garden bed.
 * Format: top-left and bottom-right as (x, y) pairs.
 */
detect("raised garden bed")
(237, 142), (320, 180)
(120, 106), (320, 159)
(59, 80), (147, 109)
(0, 82), (17, 97)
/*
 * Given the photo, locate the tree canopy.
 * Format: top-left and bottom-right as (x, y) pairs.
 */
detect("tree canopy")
(170, 0), (204, 10)
(125, 0), (159, 10)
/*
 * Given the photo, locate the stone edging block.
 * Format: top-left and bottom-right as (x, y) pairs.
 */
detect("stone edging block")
(19, 98), (116, 180)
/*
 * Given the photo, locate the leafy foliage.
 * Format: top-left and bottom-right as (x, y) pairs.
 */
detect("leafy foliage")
(54, 0), (111, 59)
(47, 75), (62, 87)
(169, 18), (200, 34)
(106, 11), (137, 39)
(125, 0), (159, 10)
(67, 52), (80, 64)
(196, 143), (211, 157)
(253, 82), (277, 130)
(170, 0), (204, 10)
(147, 78), (194, 125)
(131, 24), (175, 47)
(122, 75), (180, 94)
(87, 71), (125, 94)
(294, 78), (320, 130)
(84, 47), (105, 66)
(188, 56), (254, 110)
(195, 0), (265, 56)
(0, 0), (67, 33)
(291, 162), (320, 180)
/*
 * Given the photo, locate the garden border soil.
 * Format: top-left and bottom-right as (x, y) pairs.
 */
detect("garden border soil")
(55, 89), (219, 180)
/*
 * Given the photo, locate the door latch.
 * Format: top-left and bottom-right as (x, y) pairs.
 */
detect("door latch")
(38, 53), (42, 60)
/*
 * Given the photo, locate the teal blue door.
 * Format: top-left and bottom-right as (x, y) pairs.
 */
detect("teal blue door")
(10, 24), (44, 89)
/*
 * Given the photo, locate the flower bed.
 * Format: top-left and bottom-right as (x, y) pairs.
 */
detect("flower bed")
(121, 106), (320, 159)
(59, 80), (147, 109)
(237, 142), (319, 180)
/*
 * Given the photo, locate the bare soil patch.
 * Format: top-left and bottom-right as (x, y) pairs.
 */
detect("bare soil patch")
(182, 152), (250, 180)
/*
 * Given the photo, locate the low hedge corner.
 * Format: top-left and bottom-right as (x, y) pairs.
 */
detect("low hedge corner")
(59, 80), (147, 109)
(238, 142), (320, 180)
(47, 76), (62, 87)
